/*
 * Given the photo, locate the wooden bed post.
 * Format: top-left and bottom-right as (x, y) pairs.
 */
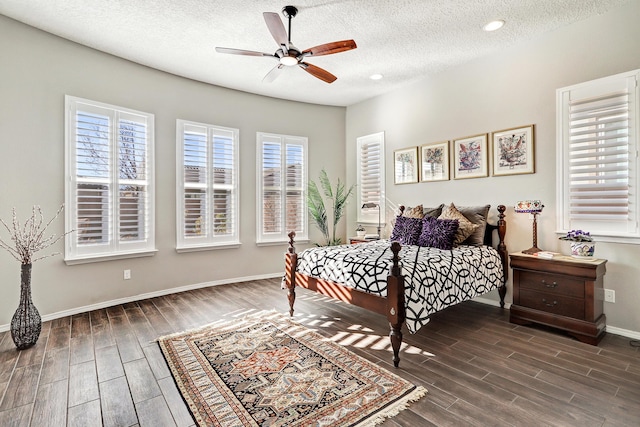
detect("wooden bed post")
(386, 241), (405, 368)
(285, 231), (297, 317)
(497, 205), (508, 308)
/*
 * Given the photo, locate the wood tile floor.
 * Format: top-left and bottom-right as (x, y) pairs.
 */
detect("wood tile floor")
(0, 278), (639, 426)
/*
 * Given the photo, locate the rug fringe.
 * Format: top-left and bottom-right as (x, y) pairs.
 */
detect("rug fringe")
(354, 386), (428, 427)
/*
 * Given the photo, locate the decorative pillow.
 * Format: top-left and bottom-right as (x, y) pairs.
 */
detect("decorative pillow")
(403, 205), (424, 219)
(417, 216), (459, 249)
(457, 204), (491, 246)
(386, 204), (443, 237)
(438, 203), (479, 246)
(389, 216), (423, 245)
(423, 203), (445, 219)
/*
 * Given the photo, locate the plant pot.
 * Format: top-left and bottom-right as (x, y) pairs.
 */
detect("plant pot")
(10, 263), (41, 350)
(570, 241), (595, 259)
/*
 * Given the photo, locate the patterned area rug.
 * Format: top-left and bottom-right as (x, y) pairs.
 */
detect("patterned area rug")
(158, 311), (427, 426)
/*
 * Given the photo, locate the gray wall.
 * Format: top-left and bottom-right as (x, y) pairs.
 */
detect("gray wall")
(346, 1), (640, 335)
(0, 15), (345, 328)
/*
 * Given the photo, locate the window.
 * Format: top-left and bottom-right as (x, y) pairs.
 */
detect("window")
(556, 70), (640, 242)
(356, 132), (386, 225)
(257, 132), (308, 244)
(65, 96), (155, 263)
(176, 120), (239, 250)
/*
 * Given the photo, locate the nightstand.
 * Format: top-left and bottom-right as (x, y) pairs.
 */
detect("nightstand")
(509, 252), (607, 345)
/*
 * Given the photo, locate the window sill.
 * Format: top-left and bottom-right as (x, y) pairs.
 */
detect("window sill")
(256, 239), (310, 247)
(65, 249), (158, 265)
(176, 243), (241, 253)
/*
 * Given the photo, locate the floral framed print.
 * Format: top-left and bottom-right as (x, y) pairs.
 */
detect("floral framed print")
(492, 125), (535, 176)
(420, 142), (449, 182)
(453, 133), (488, 179)
(394, 146), (419, 184)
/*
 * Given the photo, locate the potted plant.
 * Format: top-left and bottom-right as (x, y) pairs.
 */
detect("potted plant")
(559, 229), (595, 258)
(0, 205), (70, 349)
(308, 169), (355, 246)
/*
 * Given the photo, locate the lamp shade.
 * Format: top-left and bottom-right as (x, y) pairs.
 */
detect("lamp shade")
(514, 200), (543, 213)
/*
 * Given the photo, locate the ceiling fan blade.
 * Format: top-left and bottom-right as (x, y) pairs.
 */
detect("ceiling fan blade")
(263, 12), (288, 47)
(215, 47), (274, 58)
(263, 64), (285, 83)
(299, 62), (337, 84)
(302, 40), (357, 57)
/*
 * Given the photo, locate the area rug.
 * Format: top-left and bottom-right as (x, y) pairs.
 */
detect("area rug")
(158, 311), (427, 427)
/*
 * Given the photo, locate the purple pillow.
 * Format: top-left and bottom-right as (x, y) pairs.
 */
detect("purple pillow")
(418, 216), (459, 250)
(389, 216), (423, 245)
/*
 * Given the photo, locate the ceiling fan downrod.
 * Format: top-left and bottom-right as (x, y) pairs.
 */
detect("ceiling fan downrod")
(282, 5), (298, 44)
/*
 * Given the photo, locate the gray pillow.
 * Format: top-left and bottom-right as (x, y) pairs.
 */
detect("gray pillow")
(457, 204), (491, 246)
(423, 203), (445, 218)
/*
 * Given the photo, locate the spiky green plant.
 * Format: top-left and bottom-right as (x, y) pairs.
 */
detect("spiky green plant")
(307, 169), (355, 246)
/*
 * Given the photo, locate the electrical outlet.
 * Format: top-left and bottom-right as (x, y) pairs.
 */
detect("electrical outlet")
(604, 289), (615, 303)
(124, 269), (131, 280)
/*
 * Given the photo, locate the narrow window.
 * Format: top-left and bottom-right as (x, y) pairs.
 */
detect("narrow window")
(257, 132), (308, 244)
(177, 120), (239, 250)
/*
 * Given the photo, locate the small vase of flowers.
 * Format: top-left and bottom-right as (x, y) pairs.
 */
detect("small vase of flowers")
(559, 229), (595, 259)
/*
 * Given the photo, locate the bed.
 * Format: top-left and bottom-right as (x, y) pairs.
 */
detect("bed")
(283, 204), (508, 367)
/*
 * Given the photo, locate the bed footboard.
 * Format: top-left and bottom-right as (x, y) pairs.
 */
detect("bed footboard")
(284, 233), (407, 368)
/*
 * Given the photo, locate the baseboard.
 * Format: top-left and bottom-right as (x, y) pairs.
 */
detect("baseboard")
(474, 296), (512, 309)
(0, 273), (282, 333)
(604, 325), (640, 340)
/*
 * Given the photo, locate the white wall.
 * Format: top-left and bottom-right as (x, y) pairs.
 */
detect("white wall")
(0, 15), (346, 328)
(346, 1), (640, 336)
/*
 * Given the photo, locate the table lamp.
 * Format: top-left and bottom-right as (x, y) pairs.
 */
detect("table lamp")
(361, 202), (381, 238)
(514, 200), (544, 254)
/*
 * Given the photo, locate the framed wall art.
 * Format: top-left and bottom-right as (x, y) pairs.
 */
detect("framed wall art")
(453, 133), (488, 179)
(492, 124), (535, 176)
(394, 146), (419, 184)
(420, 142), (449, 182)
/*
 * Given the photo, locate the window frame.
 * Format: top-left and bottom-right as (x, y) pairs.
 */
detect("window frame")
(64, 95), (156, 264)
(256, 132), (308, 245)
(356, 132), (386, 226)
(176, 120), (240, 252)
(556, 69), (640, 244)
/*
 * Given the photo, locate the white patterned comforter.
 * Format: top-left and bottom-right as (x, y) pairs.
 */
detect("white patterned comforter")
(295, 240), (504, 333)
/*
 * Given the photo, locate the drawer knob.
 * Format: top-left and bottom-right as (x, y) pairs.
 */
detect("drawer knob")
(542, 298), (558, 307)
(541, 279), (558, 288)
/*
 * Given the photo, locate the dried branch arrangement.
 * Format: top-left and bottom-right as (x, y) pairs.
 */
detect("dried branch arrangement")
(0, 204), (71, 265)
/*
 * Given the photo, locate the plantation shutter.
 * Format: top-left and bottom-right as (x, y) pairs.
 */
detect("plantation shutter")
(356, 132), (386, 224)
(182, 124), (208, 239)
(177, 120), (239, 250)
(118, 114), (149, 243)
(285, 143), (305, 233)
(557, 70), (639, 237)
(257, 133), (308, 243)
(65, 96), (155, 262)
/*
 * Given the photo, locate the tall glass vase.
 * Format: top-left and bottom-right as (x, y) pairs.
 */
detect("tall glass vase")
(10, 263), (41, 350)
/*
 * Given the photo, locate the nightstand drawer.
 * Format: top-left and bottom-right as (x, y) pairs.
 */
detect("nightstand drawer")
(519, 289), (585, 319)
(518, 271), (584, 298)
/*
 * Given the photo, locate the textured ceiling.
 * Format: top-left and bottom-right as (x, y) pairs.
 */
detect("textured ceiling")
(0, 0), (629, 106)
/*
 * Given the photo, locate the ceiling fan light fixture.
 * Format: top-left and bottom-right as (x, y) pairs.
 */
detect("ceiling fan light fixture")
(483, 19), (505, 32)
(279, 55), (298, 66)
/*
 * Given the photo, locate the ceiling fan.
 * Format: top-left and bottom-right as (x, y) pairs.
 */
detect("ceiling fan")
(215, 5), (357, 84)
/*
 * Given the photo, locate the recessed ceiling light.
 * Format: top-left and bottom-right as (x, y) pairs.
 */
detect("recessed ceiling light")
(370, 74), (383, 80)
(483, 19), (505, 32)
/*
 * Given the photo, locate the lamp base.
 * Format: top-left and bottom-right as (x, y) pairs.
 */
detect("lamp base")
(522, 246), (542, 255)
